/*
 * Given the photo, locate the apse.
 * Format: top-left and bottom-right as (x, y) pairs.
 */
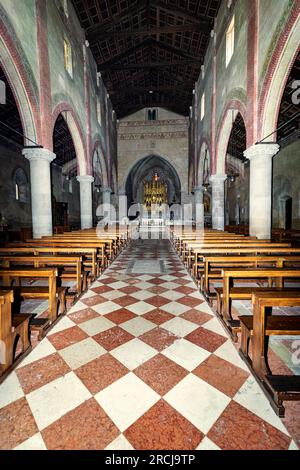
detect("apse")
(125, 155), (181, 209)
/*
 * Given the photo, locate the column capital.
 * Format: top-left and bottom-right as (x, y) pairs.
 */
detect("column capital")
(193, 186), (204, 194)
(22, 147), (56, 163)
(209, 174), (227, 184)
(76, 175), (94, 184)
(101, 186), (112, 194)
(244, 143), (280, 161)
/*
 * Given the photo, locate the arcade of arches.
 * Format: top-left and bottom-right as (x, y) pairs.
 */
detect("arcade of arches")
(0, 0), (300, 452)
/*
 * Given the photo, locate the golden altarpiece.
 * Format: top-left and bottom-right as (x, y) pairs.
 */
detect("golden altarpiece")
(143, 172), (168, 208)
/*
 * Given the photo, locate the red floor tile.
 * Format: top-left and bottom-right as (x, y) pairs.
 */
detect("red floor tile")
(180, 309), (213, 325)
(0, 398), (38, 450)
(16, 353), (70, 394)
(139, 327), (179, 352)
(124, 400), (203, 450)
(143, 309), (175, 325)
(185, 327), (227, 353)
(104, 308), (137, 325)
(177, 296), (204, 308)
(193, 354), (249, 397)
(145, 296), (170, 308)
(42, 398), (119, 450)
(68, 308), (100, 324)
(113, 295), (138, 307)
(134, 354), (188, 395)
(93, 326), (134, 351)
(75, 354), (129, 394)
(207, 401), (291, 450)
(48, 326), (88, 351)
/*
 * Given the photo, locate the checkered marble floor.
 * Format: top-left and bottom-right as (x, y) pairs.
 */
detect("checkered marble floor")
(0, 240), (298, 450)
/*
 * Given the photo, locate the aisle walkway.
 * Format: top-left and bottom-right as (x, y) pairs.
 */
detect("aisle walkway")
(0, 240), (297, 450)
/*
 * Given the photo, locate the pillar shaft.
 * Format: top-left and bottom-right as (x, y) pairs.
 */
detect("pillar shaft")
(210, 174), (227, 231)
(77, 175), (94, 229)
(23, 147), (55, 238)
(244, 143), (280, 239)
(193, 186), (204, 229)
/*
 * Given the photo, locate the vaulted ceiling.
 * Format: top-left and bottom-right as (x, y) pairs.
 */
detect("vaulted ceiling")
(71, 0), (222, 118)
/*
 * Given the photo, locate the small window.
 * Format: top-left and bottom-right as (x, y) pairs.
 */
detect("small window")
(14, 168), (29, 203)
(147, 109), (157, 121)
(226, 16), (235, 67)
(15, 183), (19, 201)
(64, 38), (73, 78)
(69, 179), (73, 194)
(200, 93), (205, 120)
(97, 100), (102, 125)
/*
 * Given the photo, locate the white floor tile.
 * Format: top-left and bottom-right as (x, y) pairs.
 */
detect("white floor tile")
(162, 339), (210, 371)
(160, 302), (190, 316)
(48, 317), (76, 335)
(68, 301), (87, 314)
(134, 282), (154, 290)
(214, 340), (249, 372)
(196, 436), (221, 450)
(164, 374), (230, 434)
(79, 316), (115, 336)
(81, 290), (98, 300)
(105, 434), (134, 450)
(126, 301), (155, 315)
(0, 372), (24, 408)
(121, 317), (155, 336)
(58, 338), (106, 369)
(101, 290), (126, 300)
(195, 302), (214, 314)
(92, 301), (121, 315)
(14, 432), (47, 450)
(201, 318), (228, 337)
(160, 282), (181, 290)
(95, 372), (160, 432)
(131, 290), (154, 301)
(234, 377), (290, 435)
(109, 281), (130, 289)
(160, 290), (185, 301)
(162, 317), (198, 337)
(110, 338), (157, 370)
(26, 372), (91, 430)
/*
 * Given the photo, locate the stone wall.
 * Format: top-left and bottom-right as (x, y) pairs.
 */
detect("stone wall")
(117, 108), (191, 205)
(272, 140), (300, 229)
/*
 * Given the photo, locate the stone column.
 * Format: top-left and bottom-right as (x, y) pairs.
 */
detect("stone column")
(210, 174), (227, 231)
(193, 186), (204, 229)
(22, 147), (55, 238)
(244, 143), (280, 239)
(101, 187), (112, 206)
(100, 187), (113, 221)
(77, 175), (94, 229)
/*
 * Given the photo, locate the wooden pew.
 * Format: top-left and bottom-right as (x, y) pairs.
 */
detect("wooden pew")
(220, 268), (300, 340)
(191, 247), (300, 280)
(4, 243), (105, 276)
(0, 255), (84, 296)
(239, 291), (300, 417)
(0, 290), (32, 380)
(202, 255), (300, 297)
(0, 267), (65, 324)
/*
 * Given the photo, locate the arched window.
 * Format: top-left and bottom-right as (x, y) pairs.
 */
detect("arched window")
(13, 168), (29, 203)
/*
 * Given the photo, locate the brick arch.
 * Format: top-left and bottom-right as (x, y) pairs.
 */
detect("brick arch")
(259, 3), (300, 141)
(0, 16), (39, 144)
(92, 139), (109, 188)
(52, 102), (87, 176)
(215, 99), (247, 175)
